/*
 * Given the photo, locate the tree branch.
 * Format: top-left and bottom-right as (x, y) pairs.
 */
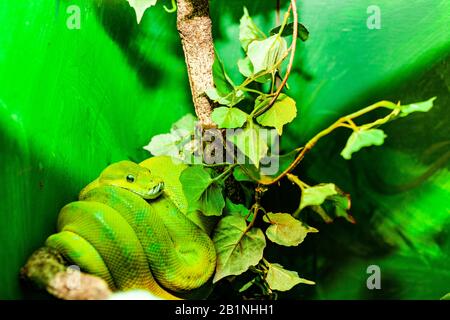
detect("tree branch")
(21, 247), (111, 300)
(177, 0), (215, 128)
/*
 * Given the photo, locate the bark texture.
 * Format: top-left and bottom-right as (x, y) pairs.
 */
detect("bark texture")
(21, 247), (111, 300)
(177, 0), (215, 127)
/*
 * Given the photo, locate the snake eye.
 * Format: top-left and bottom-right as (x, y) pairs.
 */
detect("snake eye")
(126, 174), (135, 183)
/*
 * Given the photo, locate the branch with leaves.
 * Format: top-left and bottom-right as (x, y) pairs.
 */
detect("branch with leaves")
(146, 2), (436, 298)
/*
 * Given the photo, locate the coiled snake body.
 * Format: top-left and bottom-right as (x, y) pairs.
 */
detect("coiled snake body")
(45, 156), (216, 299)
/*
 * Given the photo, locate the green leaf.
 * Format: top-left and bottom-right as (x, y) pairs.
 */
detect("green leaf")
(247, 35), (288, 74)
(212, 216), (266, 282)
(212, 52), (235, 96)
(238, 278), (257, 293)
(341, 129), (387, 160)
(144, 114), (197, 160)
(266, 263), (315, 291)
(310, 205), (333, 224)
(230, 124), (269, 167)
(225, 198), (250, 217)
(237, 57), (253, 78)
(233, 165), (255, 182)
(207, 52), (245, 107)
(207, 53), (244, 107)
(300, 183), (339, 211)
(126, 0), (157, 24)
(199, 183), (226, 216)
(270, 22), (310, 42)
(397, 97), (436, 117)
(211, 107), (248, 129)
(256, 94), (297, 135)
(237, 57), (272, 83)
(328, 193), (355, 224)
(180, 166), (225, 216)
(440, 293), (450, 300)
(225, 198), (253, 222)
(205, 87), (244, 107)
(253, 95), (271, 113)
(233, 164), (277, 185)
(239, 7), (265, 52)
(306, 187), (354, 224)
(171, 113), (197, 132)
(144, 133), (182, 158)
(263, 213), (318, 247)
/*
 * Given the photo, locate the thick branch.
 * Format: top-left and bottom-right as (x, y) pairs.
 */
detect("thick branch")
(21, 247), (112, 300)
(177, 0), (215, 128)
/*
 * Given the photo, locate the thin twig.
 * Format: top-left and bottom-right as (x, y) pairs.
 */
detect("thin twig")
(276, 0), (281, 26)
(257, 100), (399, 185)
(253, 0), (298, 118)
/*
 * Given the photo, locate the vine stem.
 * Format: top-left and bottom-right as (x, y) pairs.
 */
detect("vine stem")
(212, 163), (237, 182)
(217, 1), (295, 107)
(258, 100), (399, 185)
(164, 0), (177, 13)
(253, 0), (298, 118)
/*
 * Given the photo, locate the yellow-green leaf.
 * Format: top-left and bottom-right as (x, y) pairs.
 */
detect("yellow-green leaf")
(230, 125), (268, 167)
(300, 183), (338, 210)
(144, 114), (197, 161)
(248, 35), (287, 74)
(237, 57), (272, 83)
(340, 129), (387, 160)
(398, 97), (436, 117)
(263, 213), (318, 246)
(212, 216), (266, 283)
(266, 263), (315, 291)
(212, 107), (248, 129)
(256, 94), (297, 135)
(239, 7), (265, 52)
(180, 166), (225, 216)
(212, 52), (235, 96)
(205, 87), (244, 107)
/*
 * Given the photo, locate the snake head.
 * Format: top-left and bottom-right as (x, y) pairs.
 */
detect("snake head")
(98, 160), (165, 199)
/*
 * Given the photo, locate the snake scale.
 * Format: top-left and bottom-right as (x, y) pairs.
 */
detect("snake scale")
(45, 156), (217, 299)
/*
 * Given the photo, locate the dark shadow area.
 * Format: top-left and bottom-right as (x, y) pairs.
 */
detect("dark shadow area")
(359, 270), (402, 300)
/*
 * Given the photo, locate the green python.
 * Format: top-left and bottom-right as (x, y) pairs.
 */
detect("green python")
(45, 156), (217, 299)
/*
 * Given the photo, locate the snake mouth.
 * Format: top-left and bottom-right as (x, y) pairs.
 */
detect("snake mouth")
(144, 182), (164, 199)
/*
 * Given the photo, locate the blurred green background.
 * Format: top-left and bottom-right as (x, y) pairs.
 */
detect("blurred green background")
(0, 0), (448, 299)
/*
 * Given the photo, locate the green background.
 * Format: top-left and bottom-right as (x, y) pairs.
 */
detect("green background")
(0, 0), (449, 299)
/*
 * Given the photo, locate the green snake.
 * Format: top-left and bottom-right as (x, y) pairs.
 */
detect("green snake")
(45, 156), (217, 299)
